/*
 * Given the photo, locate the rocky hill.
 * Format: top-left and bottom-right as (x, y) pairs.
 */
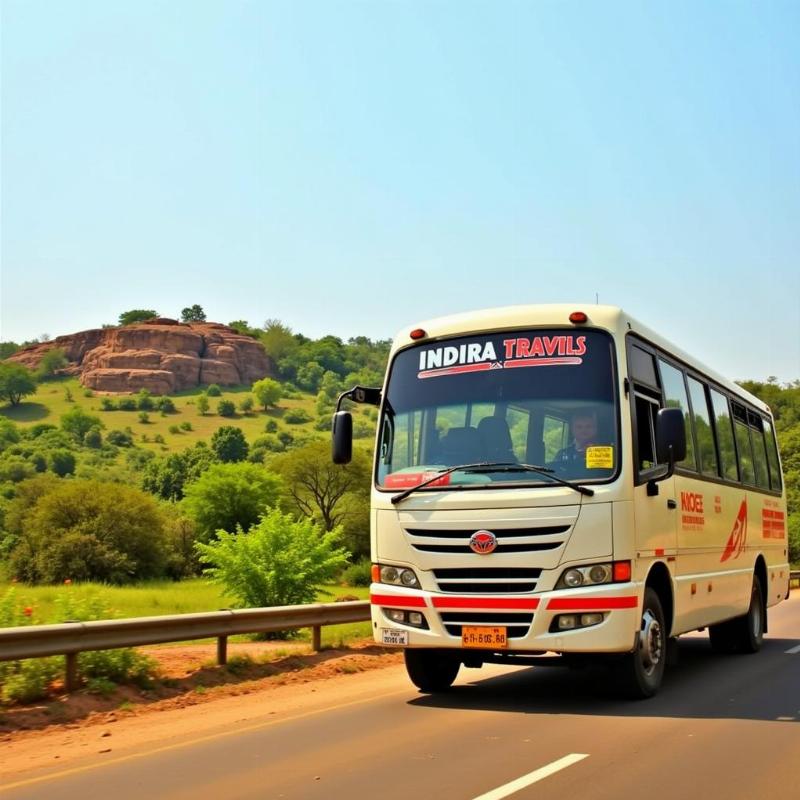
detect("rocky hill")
(9, 319), (274, 394)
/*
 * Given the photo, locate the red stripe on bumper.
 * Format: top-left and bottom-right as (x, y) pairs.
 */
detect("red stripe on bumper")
(546, 596), (638, 611)
(431, 597), (540, 610)
(370, 593), (427, 608)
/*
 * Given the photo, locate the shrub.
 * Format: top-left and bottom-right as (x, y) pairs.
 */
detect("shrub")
(217, 399), (236, 418)
(64, 387), (74, 402)
(60, 407), (103, 442)
(182, 462), (282, 540)
(239, 396), (254, 415)
(284, 409), (312, 425)
(107, 429), (134, 447)
(118, 397), (137, 411)
(789, 515), (800, 564)
(197, 394), (210, 415)
(196, 507), (349, 610)
(138, 411), (150, 424)
(341, 558), (372, 587)
(0, 455), (36, 483)
(140, 442), (214, 501)
(168, 424), (181, 435)
(84, 426), (103, 448)
(9, 480), (166, 584)
(101, 397), (117, 411)
(48, 449), (76, 477)
(264, 420), (278, 433)
(211, 426), (249, 462)
(83, 388), (94, 398)
(180, 421), (193, 431)
(206, 384), (222, 397)
(156, 397), (176, 413)
(154, 433), (165, 444)
(137, 390), (154, 411)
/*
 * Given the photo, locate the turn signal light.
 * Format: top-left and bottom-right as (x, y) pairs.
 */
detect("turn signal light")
(613, 561), (632, 582)
(569, 311), (588, 324)
(371, 564), (381, 583)
(410, 328), (427, 340)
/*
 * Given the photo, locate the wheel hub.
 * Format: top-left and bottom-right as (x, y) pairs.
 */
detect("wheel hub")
(638, 609), (662, 675)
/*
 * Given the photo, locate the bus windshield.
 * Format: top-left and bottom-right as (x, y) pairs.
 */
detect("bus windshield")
(376, 328), (619, 489)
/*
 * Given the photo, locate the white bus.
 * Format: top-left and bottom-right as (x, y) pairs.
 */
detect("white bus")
(332, 305), (789, 698)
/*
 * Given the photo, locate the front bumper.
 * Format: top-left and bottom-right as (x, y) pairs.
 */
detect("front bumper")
(370, 582), (642, 654)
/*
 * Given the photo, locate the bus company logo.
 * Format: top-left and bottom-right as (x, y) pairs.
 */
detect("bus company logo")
(720, 499), (748, 562)
(470, 530), (498, 554)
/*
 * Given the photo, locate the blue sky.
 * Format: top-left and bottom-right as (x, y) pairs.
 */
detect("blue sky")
(1, 0), (798, 381)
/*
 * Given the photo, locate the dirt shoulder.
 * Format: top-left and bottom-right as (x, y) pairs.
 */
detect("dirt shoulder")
(1, 639), (405, 783)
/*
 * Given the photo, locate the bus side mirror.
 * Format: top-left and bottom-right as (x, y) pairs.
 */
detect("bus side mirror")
(332, 411), (353, 464)
(655, 408), (686, 473)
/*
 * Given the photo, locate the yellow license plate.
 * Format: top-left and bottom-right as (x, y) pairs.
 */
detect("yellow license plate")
(462, 626), (508, 649)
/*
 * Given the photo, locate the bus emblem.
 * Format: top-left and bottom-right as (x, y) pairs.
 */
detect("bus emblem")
(470, 530), (498, 554)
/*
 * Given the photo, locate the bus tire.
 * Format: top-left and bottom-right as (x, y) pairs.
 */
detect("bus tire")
(711, 576), (764, 654)
(616, 587), (666, 699)
(404, 649), (460, 693)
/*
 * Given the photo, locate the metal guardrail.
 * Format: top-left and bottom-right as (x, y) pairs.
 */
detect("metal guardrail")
(791, 570), (800, 590)
(0, 600), (371, 691)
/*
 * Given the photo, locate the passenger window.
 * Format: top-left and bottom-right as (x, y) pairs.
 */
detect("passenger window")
(658, 360), (696, 470)
(506, 407), (530, 462)
(542, 414), (569, 462)
(711, 390), (738, 481)
(749, 412), (770, 490)
(634, 393), (659, 472)
(629, 345), (658, 387)
(687, 378), (719, 477)
(764, 420), (782, 491)
(732, 404), (755, 485)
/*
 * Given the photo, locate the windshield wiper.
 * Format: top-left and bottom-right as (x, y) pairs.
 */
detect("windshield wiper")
(390, 461), (593, 505)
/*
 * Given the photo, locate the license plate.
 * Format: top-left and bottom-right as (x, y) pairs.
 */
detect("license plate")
(462, 626), (508, 649)
(381, 628), (408, 646)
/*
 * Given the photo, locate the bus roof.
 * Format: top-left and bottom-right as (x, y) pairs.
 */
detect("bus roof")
(392, 303), (769, 414)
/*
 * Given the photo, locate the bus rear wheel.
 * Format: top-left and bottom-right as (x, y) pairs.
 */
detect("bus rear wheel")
(404, 649), (460, 693)
(709, 576), (764, 654)
(616, 587), (666, 699)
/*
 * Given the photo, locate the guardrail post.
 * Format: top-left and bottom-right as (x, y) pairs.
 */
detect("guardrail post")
(312, 625), (321, 652)
(65, 653), (79, 692)
(217, 636), (228, 665)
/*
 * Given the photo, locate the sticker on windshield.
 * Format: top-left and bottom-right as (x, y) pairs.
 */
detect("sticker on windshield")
(586, 445), (614, 469)
(418, 335), (587, 379)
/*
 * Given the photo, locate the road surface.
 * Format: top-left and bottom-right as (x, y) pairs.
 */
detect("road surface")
(4, 595), (800, 799)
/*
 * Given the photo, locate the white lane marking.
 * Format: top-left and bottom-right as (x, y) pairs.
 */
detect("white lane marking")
(471, 753), (589, 800)
(785, 644), (800, 654)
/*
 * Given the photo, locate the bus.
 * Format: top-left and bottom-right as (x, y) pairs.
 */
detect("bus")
(331, 305), (789, 698)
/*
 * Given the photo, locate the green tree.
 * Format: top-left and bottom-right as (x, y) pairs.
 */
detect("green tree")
(0, 363), (37, 406)
(239, 396), (254, 415)
(181, 304), (207, 323)
(252, 378), (283, 411)
(9, 480), (166, 584)
(118, 309), (158, 326)
(141, 442), (215, 501)
(217, 399), (236, 417)
(196, 507), (348, 608)
(48, 449), (77, 477)
(35, 348), (68, 379)
(0, 342), (20, 360)
(197, 393), (210, 415)
(182, 462), (282, 541)
(211, 426), (249, 463)
(60, 407), (103, 442)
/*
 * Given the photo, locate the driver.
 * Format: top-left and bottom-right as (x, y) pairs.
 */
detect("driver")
(554, 411), (599, 466)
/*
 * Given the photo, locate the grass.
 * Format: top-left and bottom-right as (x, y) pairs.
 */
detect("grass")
(0, 377), (329, 456)
(0, 578), (369, 623)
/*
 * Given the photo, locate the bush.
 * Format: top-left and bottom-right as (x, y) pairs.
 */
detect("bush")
(137, 390), (154, 411)
(196, 507), (349, 611)
(168, 424), (181, 435)
(217, 399), (236, 417)
(264, 420), (278, 433)
(182, 462), (282, 541)
(239, 396), (254, 414)
(156, 397), (176, 413)
(197, 394), (210, 415)
(211, 426), (249, 462)
(84, 426), (103, 448)
(180, 421), (193, 431)
(83, 388), (94, 398)
(284, 409), (312, 425)
(118, 397), (137, 411)
(48, 449), (76, 477)
(107, 429), (134, 447)
(60, 407), (103, 442)
(101, 397), (117, 411)
(341, 558), (372, 587)
(138, 411), (150, 424)
(789, 515), (800, 564)
(9, 480), (166, 584)
(206, 384), (222, 397)
(0, 455), (36, 483)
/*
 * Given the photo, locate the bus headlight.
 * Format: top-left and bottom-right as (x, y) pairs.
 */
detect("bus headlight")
(556, 563), (613, 589)
(377, 564), (420, 589)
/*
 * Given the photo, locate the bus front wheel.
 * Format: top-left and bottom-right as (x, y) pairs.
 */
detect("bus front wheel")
(404, 649), (460, 693)
(616, 587), (667, 699)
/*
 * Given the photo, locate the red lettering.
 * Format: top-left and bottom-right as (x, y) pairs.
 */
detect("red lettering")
(530, 337), (545, 356)
(680, 492), (704, 513)
(516, 338), (531, 358)
(574, 335), (587, 356)
(503, 339), (516, 359)
(544, 336), (560, 356)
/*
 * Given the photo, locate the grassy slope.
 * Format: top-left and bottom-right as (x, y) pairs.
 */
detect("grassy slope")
(0, 377), (328, 455)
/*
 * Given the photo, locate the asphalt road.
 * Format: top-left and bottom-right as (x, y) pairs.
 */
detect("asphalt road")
(5, 595), (800, 800)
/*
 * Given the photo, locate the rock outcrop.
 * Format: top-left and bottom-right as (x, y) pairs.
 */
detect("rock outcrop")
(9, 320), (274, 395)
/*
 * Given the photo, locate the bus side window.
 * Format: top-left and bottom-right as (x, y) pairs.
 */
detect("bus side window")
(687, 377), (719, 477)
(732, 403), (755, 485)
(764, 419), (782, 492)
(658, 360), (697, 471)
(749, 411), (770, 490)
(711, 389), (738, 482)
(634, 393), (659, 472)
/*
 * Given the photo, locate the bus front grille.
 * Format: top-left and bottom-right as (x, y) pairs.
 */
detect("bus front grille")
(405, 525), (571, 555)
(433, 567), (542, 594)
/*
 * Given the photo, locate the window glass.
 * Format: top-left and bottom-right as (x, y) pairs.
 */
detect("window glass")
(630, 345), (658, 387)
(634, 393), (659, 472)
(732, 404), (755, 485)
(506, 407), (531, 462)
(687, 378), (718, 477)
(749, 412), (770, 490)
(658, 360), (696, 470)
(711, 390), (738, 481)
(764, 419), (782, 491)
(542, 414), (568, 462)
